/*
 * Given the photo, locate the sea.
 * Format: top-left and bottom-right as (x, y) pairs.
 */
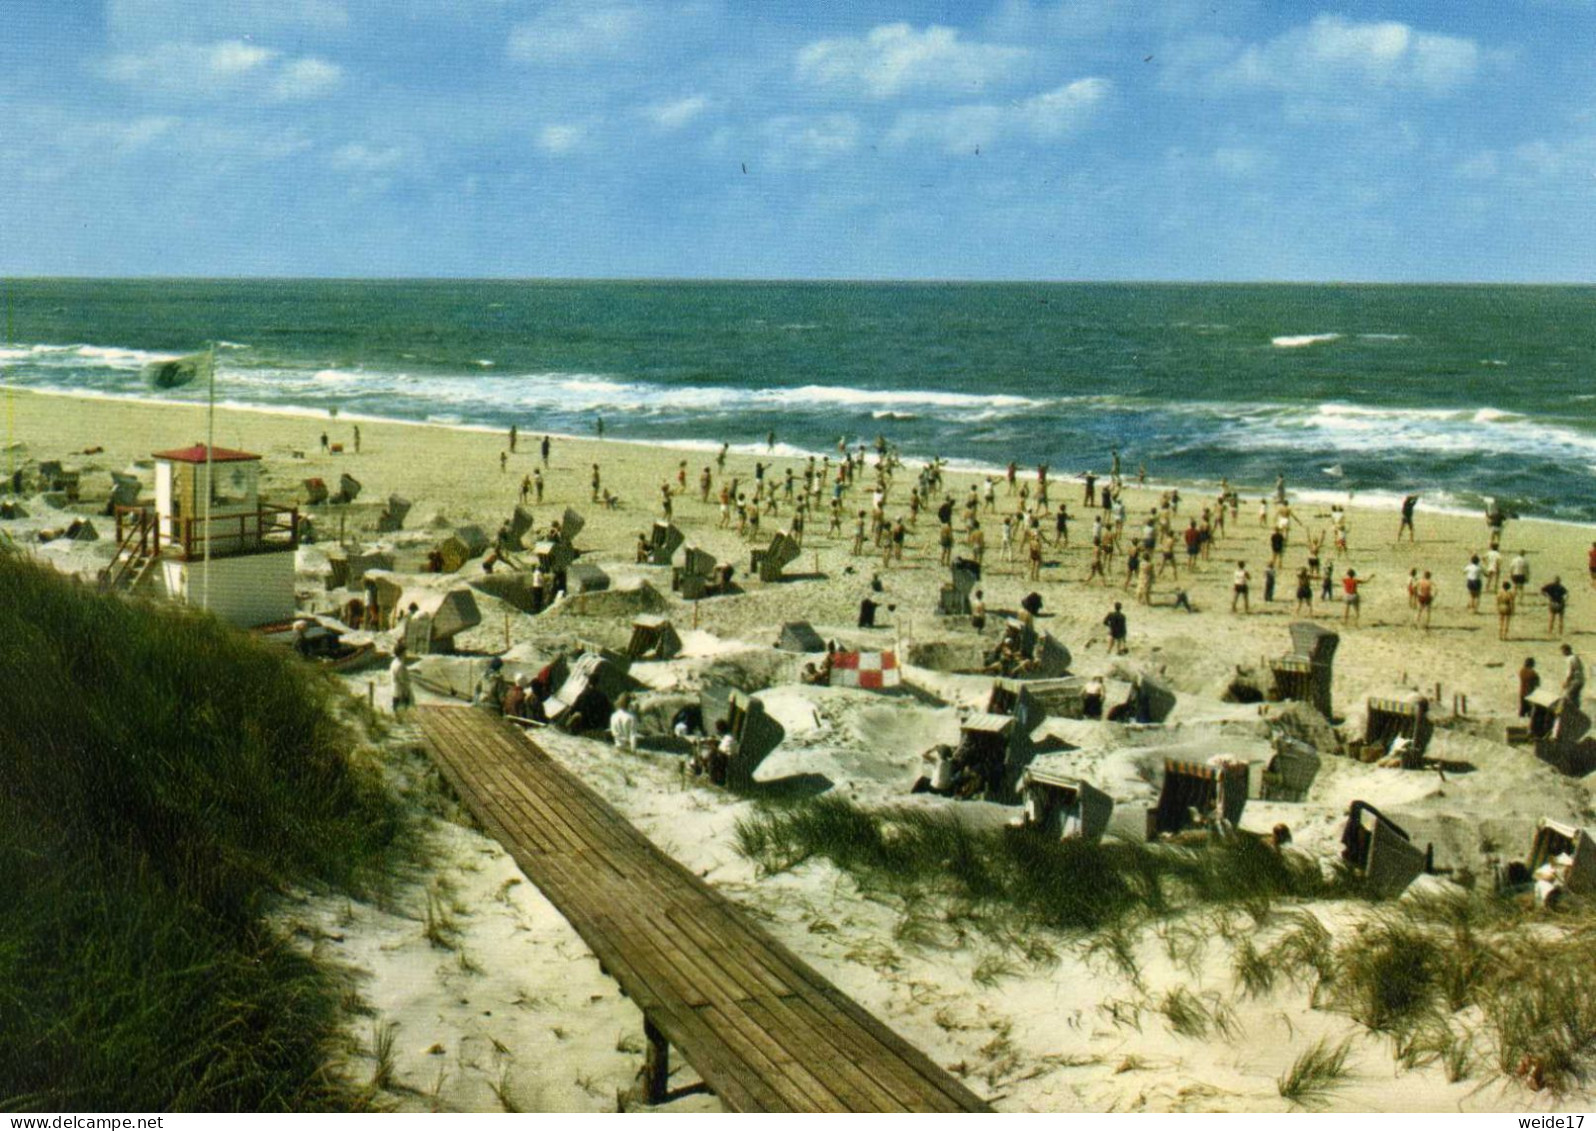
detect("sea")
(2, 279), (1594, 522)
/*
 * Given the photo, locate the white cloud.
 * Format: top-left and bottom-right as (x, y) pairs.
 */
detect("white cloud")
(761, 114), (861, 169)
(536, 124), (587, 154)
(1217, 15), (1479, 97)
(645, 95), (710, 131)
(796, 23), (1028, 99)
(886, 78), (1109, 153)
(330, 142), (407, 173)
(102, 40), (341, 102)
(272, 57), (343, 102)
(508, 2), (650, 64)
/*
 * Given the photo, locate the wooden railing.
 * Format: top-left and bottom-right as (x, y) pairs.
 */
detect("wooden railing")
(168, 503), (299, 560)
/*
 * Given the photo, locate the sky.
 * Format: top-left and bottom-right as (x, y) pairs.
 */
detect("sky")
(2, 1), (1594, 281)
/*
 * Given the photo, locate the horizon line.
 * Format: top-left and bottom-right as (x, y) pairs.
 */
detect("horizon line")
(3, 273), (1596, 288)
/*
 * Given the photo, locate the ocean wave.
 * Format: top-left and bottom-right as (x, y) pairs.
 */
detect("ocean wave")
(1213, 400), (1596, 461)
(1271, 333), (1341, 348)
(769, 384), (1042, 410)
(76, 344), (173, 368)
(1357, 333), (1410, 341)
(872, 410), (919, 421)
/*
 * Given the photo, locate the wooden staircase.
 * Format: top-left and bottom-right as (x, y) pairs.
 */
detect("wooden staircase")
(101, 507), (159, 593)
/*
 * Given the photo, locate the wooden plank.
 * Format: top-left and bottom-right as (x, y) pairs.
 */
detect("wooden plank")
(413, 707), (992, 1114)
(738, 995), (895, 1113)
(695, 1001), (850, 1112)
(666, 905), (797, 1000)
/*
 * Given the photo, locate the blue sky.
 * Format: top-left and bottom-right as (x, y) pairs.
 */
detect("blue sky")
(3, 1), (1594, 280)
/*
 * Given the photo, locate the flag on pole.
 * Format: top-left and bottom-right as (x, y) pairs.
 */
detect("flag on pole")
(143, 352), (212, 390)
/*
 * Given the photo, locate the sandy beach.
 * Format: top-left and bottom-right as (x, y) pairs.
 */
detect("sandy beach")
(7, 385), (1595, 1113)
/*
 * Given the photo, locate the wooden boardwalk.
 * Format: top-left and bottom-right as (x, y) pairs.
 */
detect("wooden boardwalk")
(417, 706), (990, 1113)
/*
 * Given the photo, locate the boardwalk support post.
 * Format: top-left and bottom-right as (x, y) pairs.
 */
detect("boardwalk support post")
(642, 1017), (669, 1104)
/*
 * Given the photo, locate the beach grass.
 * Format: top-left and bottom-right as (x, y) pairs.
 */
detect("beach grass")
(734, 795), (1339, 939)
(0, 552), (401, 1111)
(1276, 1037), (1354, 1108)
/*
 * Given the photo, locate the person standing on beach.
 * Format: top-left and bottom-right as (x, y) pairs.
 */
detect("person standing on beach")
(1496, 582), (1516, 640)
(1561, 643), (1584, 711)
(509, 424), (518, 454)
(1231, 561), (1251, 614)
(1510, 550), (1530, 591)
(499, 451), (507, 473)
(1104, 603), (1128, 654)
(520, 474), (532, 504)
(591, 463), (602, 503)
(1342, 569), (1368, 626)
(1414, 570), (1436, 630)
(353, 425), (361, 454)
(596, 416), (605, 438)
(1519, 657), (1539, 717)
(320, 431), (329, 453)
(1464, 555), (1483, 612)
(1397, 494), (1419, 542)
(390, 642), (413, 715)
(1543, 575), (1569, 637)
(1295, 567), (1314, 615)
(767, 430), (776, 452)
(534, 469), (544, 503)
(541, 434), (551, 466)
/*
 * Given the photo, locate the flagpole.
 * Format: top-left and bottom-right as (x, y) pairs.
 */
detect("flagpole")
(202, 343), (215, 611)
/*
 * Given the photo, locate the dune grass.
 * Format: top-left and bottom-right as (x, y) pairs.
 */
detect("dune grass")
(1277, 1037), (1354, 1108)
(0, 553), (401, 1110)
(734, 794), (1338, 939)
(738, 796), (1596, 1096)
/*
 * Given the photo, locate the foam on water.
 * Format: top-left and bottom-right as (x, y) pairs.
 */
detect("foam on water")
(1271, 333), (1342, 348)
(4, 302), (1596, 523)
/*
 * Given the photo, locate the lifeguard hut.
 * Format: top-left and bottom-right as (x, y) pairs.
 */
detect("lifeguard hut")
(106, 444), (299, 627)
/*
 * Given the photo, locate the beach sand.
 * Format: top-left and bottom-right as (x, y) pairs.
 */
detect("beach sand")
(7, 386), (1594, 1112)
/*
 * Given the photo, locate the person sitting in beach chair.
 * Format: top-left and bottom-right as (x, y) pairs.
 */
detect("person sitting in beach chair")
(474, 657), (508, 714)
(909, 744), (957, 796)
